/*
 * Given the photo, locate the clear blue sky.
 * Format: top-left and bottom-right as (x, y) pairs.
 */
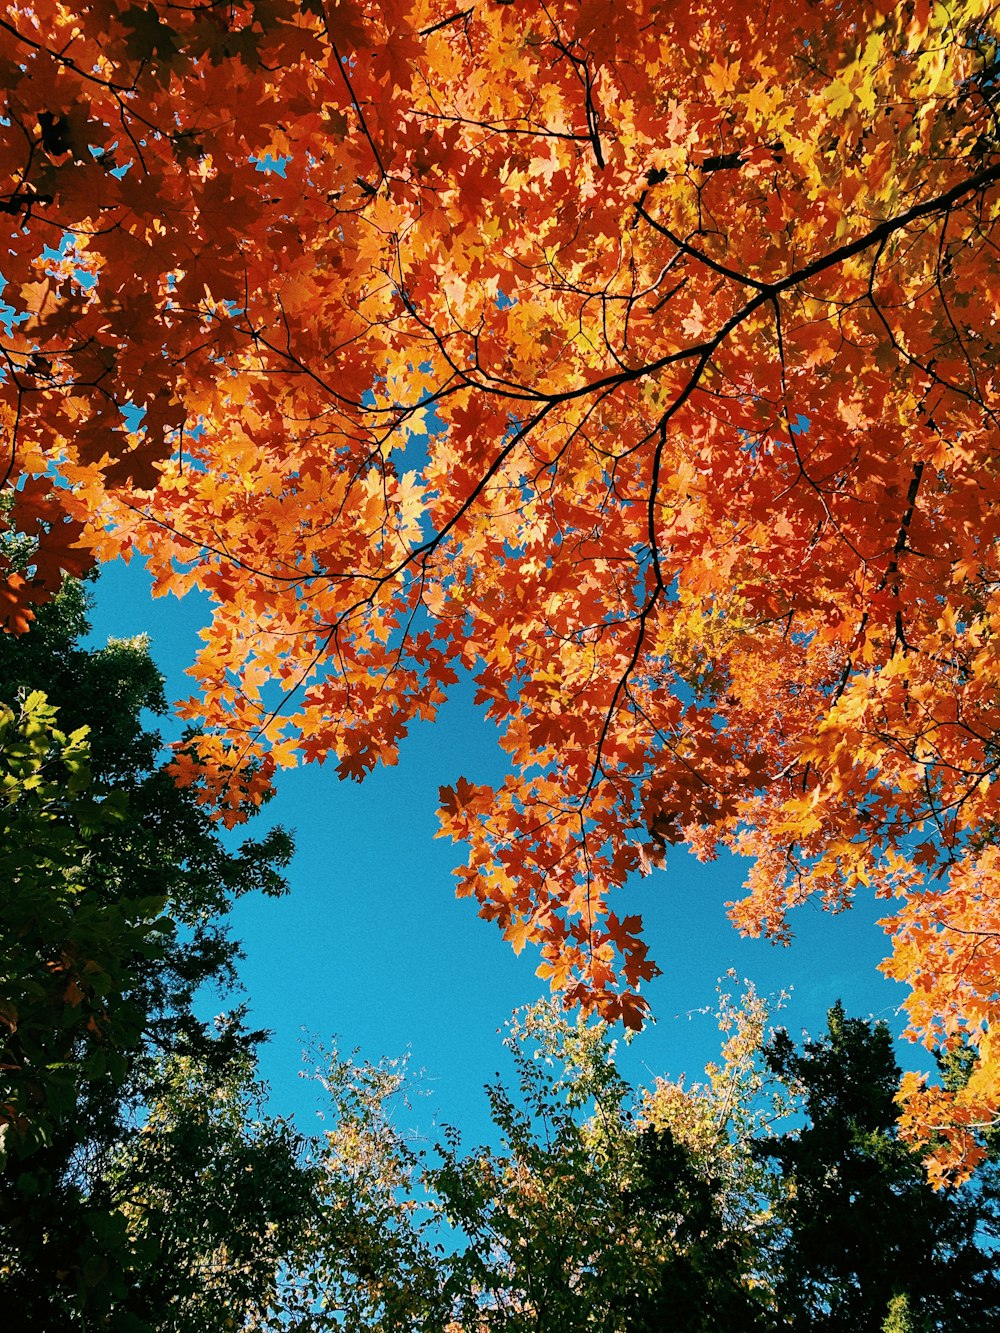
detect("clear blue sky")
(88, 557), (928, 1144)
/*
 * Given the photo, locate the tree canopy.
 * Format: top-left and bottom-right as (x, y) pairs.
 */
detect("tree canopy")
(0, 580), (309, 1327)
(281, 997), (1000, 1331)
(4, 0), (1000, 1163)
(282, 998), (781, 1331)
(760, 1004), (1000, 1330)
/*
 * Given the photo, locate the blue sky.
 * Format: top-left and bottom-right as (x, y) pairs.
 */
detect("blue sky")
(88, 557), (927, 1145)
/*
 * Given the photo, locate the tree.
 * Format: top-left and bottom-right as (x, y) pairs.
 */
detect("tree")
(280, 994), (1000, 1331)
(4, 0), (1000, 1155)
(639, 975), (795, 1296)
(759, 1004), (1000, 1330)
(103, 1041), (317, 1333)
(428, 1004), (772, 1333)
(276, 1042), (455, 1331)
(0, 579), (308, 1328)
(288, 1000), (777, 1331)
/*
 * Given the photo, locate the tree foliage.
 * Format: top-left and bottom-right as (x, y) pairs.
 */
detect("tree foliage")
(103, 1044), (317, 1333)
(760, 1005), (1000, 1330)
(282, 997), (1000, 1331)
(288, 1000), (777, 1332)
(0, 581), (308, 1328)
(5, 0), (1000, 1157)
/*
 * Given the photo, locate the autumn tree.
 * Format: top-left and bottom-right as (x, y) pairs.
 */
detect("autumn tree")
(5, 0), (1000, 1162)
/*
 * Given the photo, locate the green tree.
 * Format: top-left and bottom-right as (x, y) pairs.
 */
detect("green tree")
(430, 1004), (772, 1333)
(104, 1039), (317, 1332)
(279, 1043), (453, 1332)
(290, 1002), (775, 1332)
(0, 577), (310, 1329)
(759, 1004), (1000, 1332)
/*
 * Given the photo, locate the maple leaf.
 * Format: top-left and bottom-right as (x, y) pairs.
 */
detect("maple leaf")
(437, 777), (487, 838)
(120, 4), (181, 64)
(320, 0), (371, 52)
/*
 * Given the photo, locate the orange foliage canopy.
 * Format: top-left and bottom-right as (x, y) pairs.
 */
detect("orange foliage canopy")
(3, 0), (1000, 1170)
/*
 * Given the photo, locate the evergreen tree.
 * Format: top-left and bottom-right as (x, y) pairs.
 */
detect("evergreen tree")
(759, 1004), (1000, 1332)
